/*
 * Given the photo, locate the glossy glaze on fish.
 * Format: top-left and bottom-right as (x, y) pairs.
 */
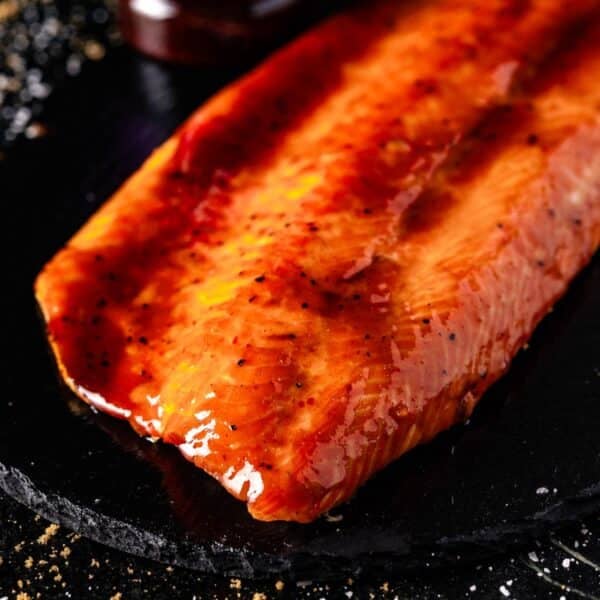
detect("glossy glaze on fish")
(36, 1), (600, 522)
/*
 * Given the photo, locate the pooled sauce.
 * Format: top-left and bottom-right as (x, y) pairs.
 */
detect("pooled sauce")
(36, 1), (600, 522)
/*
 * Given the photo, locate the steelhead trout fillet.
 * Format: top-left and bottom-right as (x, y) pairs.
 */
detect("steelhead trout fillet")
(36, 1), (600, 522)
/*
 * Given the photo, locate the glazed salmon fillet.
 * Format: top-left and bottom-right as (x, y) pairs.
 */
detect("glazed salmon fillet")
(35, 0), (600, 522)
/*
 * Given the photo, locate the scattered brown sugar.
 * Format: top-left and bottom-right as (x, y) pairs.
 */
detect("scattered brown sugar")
(16, 593), (32, 600)
(24, 122), (48, 140)
(275, 580), (285, 591)
(91, 558), (100, 568)
(24, 556), (34, 569)
(37, 524), (59, 545)
(14, 541), (25, 552)
(252, 594), (267, 600)
(59, 546), (71, 559)
(0, 0), (19, 21)
(109, 593), (122, 600)
(83, 39), (106, 61)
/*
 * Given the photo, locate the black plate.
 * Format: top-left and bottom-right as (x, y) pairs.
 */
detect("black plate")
(2, 48), (599, 579)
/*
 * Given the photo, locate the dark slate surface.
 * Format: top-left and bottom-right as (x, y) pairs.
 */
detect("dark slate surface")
(1, 246), (599, 578)
(1, 2), (599, 597)
(1, 493), (599, 598)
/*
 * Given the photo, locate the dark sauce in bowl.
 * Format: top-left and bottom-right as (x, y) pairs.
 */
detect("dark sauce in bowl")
(118, 0), (343, 65)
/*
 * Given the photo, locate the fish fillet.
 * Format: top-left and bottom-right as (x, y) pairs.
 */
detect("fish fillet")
(35, 0), (600, 522)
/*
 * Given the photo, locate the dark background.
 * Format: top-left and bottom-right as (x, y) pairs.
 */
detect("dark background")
(1, 2), (599, 597)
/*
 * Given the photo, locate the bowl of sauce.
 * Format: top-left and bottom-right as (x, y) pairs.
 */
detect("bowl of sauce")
(118, 0), (340, 65)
